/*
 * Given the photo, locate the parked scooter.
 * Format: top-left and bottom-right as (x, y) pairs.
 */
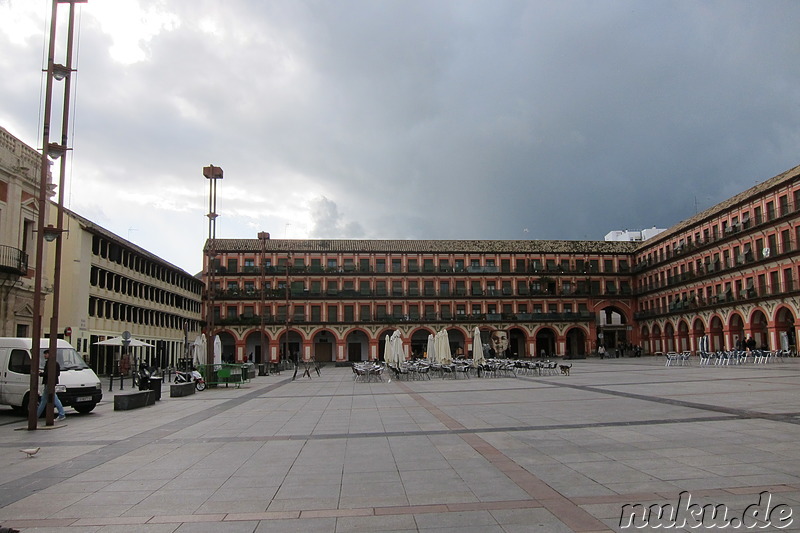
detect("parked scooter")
(175, 368), (206, 391)
(136, 364), (152, 391)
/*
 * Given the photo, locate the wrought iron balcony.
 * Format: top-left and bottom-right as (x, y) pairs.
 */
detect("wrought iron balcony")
(0, 245), (28, 278)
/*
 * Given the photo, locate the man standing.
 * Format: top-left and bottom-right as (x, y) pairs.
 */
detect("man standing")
(37, 349), (65, 421)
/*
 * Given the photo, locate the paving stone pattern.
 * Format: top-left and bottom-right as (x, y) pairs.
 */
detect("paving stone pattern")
(2, 358), (800, 532)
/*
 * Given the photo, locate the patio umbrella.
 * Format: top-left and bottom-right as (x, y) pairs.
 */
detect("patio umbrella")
(472, 327), (485, 367)
(437, 330), (451, 364)
(213, 335), (222, 365)
(192, 334), (206, 365)
(94, 336), (154, 348)
(383, 334), (391, 363)
(390, 330), (404, 365)
(426, 334), (436, 363)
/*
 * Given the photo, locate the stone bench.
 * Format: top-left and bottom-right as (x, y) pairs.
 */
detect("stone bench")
(114, 390), (154, 411)
(169, 381), (196, 397)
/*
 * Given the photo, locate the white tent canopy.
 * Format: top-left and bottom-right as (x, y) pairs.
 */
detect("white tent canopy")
(94, 336), (154, 348)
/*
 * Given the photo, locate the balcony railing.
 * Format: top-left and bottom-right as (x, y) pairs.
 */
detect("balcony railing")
(214, 310), (596, 327)
(209, 285), (635, 301)
(0, 245), (28, 277)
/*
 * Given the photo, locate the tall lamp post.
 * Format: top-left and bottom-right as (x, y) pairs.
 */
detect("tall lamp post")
(29, 0), (85, 430)
(285, 252), (294, 378)
(203, 165), (223, 367)
(258, 232), (269, 370)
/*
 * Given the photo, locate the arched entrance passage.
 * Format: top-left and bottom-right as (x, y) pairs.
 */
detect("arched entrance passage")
(410, 328), (434, 359)
(729, 313), (745, 350)
(664, 322), (675, 353)
(217, 331), (236, 363)
(709, 316), (724, 351)
(640, 325), (651, 354)
(535, 327), (556, 358)
(597, 305), (629, 350)
(692, 318), (706, 353)
(277, 329), (303, 364)
(377, 328), (398, 361)
(677, 320), (690, 352)
(312, 330), (335, 362)
(565, 327), (586, 357)
(244, 330), (269, 363)
(775, 306), (797, 352)
(651, 324), (662, 353)
(345, 330), (369, 362)
(508, 327), (527, 358)
(750, 309), (768, 349)
(445, 328), (466, 358)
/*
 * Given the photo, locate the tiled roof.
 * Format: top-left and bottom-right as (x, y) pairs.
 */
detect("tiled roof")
(204, 238), (639, 255)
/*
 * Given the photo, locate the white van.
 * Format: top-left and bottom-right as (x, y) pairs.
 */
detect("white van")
(0, 338), (102, 414)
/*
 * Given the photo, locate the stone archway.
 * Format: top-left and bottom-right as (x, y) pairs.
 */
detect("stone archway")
(597, 305), (629, 350)
(750, 309), (769, 350)
(664, 322), (675, 353)
(729, 313), (745, 350)
(535, 327), (557, 358)
(507, 327), (527, 358)
(651, 324), (663, 353)
(410, 328), (435, 359)
(640, 325), (651, 354)
(217, 330), (237, 363)
(345, 330), (370, 362)
(709, 316), (724, 351)
(244, 330), (270, 364)
(565, 327), (587, 357)
(312, 330), (335, 362)
(692, 318), (706, 353)
(775, 306), (796, 352)
(677, 320), (690, 352)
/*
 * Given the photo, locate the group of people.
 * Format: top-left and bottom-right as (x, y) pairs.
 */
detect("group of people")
(736, 334), (764, 352)
(597, 342), (642, 359)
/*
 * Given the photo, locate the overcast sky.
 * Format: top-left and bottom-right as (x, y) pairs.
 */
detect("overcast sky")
(2, 1), (799, 275)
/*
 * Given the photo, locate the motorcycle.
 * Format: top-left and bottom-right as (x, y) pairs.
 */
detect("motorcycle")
(175, 368), (206, 391)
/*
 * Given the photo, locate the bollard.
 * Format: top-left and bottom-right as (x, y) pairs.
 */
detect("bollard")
(109, 373), (114, 392)
(120, 373), (124, 391)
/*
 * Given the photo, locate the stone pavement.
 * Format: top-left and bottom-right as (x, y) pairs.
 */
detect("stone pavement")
(2, 357), (800, 532)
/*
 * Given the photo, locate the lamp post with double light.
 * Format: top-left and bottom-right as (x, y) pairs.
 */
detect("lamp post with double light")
(258, 232), (269, 371)
(29, 0), (85, 430)
(203, 165), (223, 367)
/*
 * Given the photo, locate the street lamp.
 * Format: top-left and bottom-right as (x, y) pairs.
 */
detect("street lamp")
(258, 232), (269, 371)
(203, 165), (223, 367)
(29, 0), (85, 430)
(285, 252), (294, 379)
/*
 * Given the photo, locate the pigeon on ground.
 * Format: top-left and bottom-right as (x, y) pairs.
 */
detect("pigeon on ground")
(20, 447), (40, 458)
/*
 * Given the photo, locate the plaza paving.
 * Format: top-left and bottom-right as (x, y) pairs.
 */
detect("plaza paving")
(2, 357), (800, 532)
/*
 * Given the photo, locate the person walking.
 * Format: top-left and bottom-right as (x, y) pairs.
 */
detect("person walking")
(598, 344), (606, 359)
(37, 349), (66, 421)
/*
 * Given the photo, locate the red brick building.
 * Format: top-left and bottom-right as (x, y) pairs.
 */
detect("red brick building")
(202, 164), (799, 364)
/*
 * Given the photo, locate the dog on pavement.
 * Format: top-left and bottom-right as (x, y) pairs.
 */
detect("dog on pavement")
(559, 363), (572, 376)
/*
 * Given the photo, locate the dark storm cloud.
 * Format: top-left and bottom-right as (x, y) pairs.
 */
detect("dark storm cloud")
(2, 0), (799, 272)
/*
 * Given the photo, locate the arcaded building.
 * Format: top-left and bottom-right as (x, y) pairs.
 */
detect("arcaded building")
(203, 164), (799, 365)
(633, 165), (800, 355)
(44, 206), (204, 374)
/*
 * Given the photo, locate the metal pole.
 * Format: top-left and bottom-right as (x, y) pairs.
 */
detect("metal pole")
(258, 232), (269, 373)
